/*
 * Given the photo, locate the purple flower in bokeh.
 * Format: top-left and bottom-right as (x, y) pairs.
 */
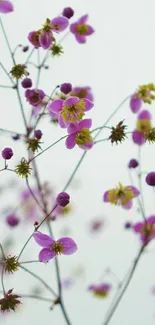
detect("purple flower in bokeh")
(88, 283), (112, 298)
(48, 97), (93, 128)
(61, 278), (74, 289)
(145, 172), (155, 186)
(33, 232), (77, 262)
(132, 216), (155, 244)
(6, 214), (20, 227)
(132, 130), (145, 145)
(103, 183), (140, 209)
(66, 119), (94, 150)
(0, 0), (14, 13)
(129, 93), (142, 113)
(25, 89), (45, 106)
(128, 159), (139, 168)
(70, 15), (94, 43)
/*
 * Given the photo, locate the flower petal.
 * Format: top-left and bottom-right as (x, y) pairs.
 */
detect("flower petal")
(82, 99), (94, 111)
(147, 215), (155, 224)
(67, 123), (79, 134)
(75, 34), (86, 43)
(65, 135), (76, 149)
(70, 23), (77, 33)
(58, 237), (77, 255)
(33, 232), (54, 247)
(126, 186), (140, 197)
(64, 97), (79, 106)
(78, 15), (88, 24)
(48, 99), (64, 113)
(132, 222), (143, 233)
(0, 0), (14, 13)
(58, 115), (67, 128)
(122, 200), (132, 209)
(39, 248), (56, 262)
(132, 130), (145, 146)
(138, 110), (152, 120)
(79, 118), (92, 129)
(103, 191), (109, 202)
(86, 25), (95, 35)
(51, 16), (69, 32)
(78, 140), (94, 150)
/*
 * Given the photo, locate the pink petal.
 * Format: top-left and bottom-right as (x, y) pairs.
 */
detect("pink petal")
(51, 16), (69, 32)
(65, 135), (76, 149)
(58, 237), (77, 255)
(78, 140), (94, 150)
(103, 191), (109, 202)
(122, 200), (132, 210)
(58, 115), (67, 128)
(79, 118), (92, 130)
(82, 98), (94, 111)
(87, 25), (95, 35)
(70, 23), (77, 33)
(75, 34), (86, 43)
(0, 0), (14, 13)
(126, 186), (140, 197)
(132, 222), (143, 233)
(33, 232), (54, 247)
(48, 99), (64, 113)
(64, 97), (79, 106)
(39, 248), (56, 262)
(147, 216), (155, 224)
(67, 123), (79, 134)
(78, 14), (88, 24)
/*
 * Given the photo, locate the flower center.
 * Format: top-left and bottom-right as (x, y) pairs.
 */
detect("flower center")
(75, 128), (92, 145)
(71, 89), (87, 98)
(60, 100), (85, 123)
(93, 290), (108, 298)
(76, 24), (89, 35)
(30, 92), (40, 104)
(140, 223), (155, 239)
(107, 183), (134, 205)
(32, 31), (40, 45)
(51, 241), (64, 255)
(136, 119), (152, 133)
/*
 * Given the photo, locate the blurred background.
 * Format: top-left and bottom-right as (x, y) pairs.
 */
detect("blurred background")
(0, 0), (155, 324)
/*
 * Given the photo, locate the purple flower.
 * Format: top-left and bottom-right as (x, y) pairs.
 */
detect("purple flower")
(66, 119), (94, 150)
(145, 172), (155, 186)
(50, 16), (69, 32)
(56, 192), (70, 207)
(132, 216), (155, 244)
(48, 97), (94, 128)
(25, 89), (45, 111)
(128, 159), (139, 168)
(21, 78), (32, 89)
(33, 232), (77, 262)
(88, 283), (112, 298)
(28, 31), (41, 48)
(60, 83), (72, 95)
(34, 129), (42, 140)
(2, 147), (13, 160)
(70, 15), (94, 43)
(70, 86), (94, 102)
(132, 130), (145, 145)
(0, 0), (14, 13)
(103, 183), (140, 209)
(62, 7), (74, 19)
(6, 214), (20, 227)
(129, 93), (142, 113)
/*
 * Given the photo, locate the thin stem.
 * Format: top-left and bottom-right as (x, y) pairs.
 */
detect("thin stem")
(18, 293), (53, 304)
(0, 244), (5, 259)
(19, 265), (57, 298)
(0, 128), (24, 136)
(0, 85), (13, 89)
(1, 266), (5, 294)
(36, 49), (41, 88)
(94, 138), (109, 144)
(0, 62), (15, 85)
(19, 260), (39, 264)
(26, 177), (44, 211)
(137, 146), (146, 220)
(128, 168), (146, 221)
(16, 81), (28, 132)
(0, 17), (15, 64)
(24, 48), (35, 65)
(17, 233), (35, 261)
(101, 246), (145, 325)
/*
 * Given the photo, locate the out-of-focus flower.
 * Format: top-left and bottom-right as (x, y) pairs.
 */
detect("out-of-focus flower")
(129, 93), (142, 113)
(70, 15), (94, 43)
(6, 214), (20, 227)
(89, 218), (105, 234)
(137, 83), (155, 104)
(48, 97), (93, 128)
(103, 183), (140, 209)
(61, 278), (74, 289)
(33, 232), (77, 262)
(70, 86), (93, 102)
(0, 0), (14, 14)
(132, 216), (155, 244)
(128, 159), (139, 168)
(66, 119), (94, 150)
(145, 172), (155, 186)
(88, 283), (112, 298)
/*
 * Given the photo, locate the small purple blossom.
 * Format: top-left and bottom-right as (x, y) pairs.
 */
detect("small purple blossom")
(33, 232), (77, 262)
(0, 0), (14, 13)
(56, 192), (70, 207)
(124, 222), (132, 229)
(2, 147), (13, 160)
(129, 93), (142, 113)
(137, 110), (152, 120)
(128, 159), (139, 168)
(6, 214), (20, 227)
(21, 78), (32, 89)
(132, 216), (155, 244)
(70, 86), (94, 102)
(48, 97), (94, 128)
(12, 134), (20, 141)
(88, 283), (112, 298)
(39, 31), (54, 50)
(103, 183), (140, 209)
(70, 15), (94, 43)
(60, 83), (72, 95)
(62, 7), (74, 19)
(25, 89), (45, 116)
(66, 119), (94, 150)
(28, 31), (41, 48)
(34, 129), (42, 140)
(145, 172), (155, 186)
